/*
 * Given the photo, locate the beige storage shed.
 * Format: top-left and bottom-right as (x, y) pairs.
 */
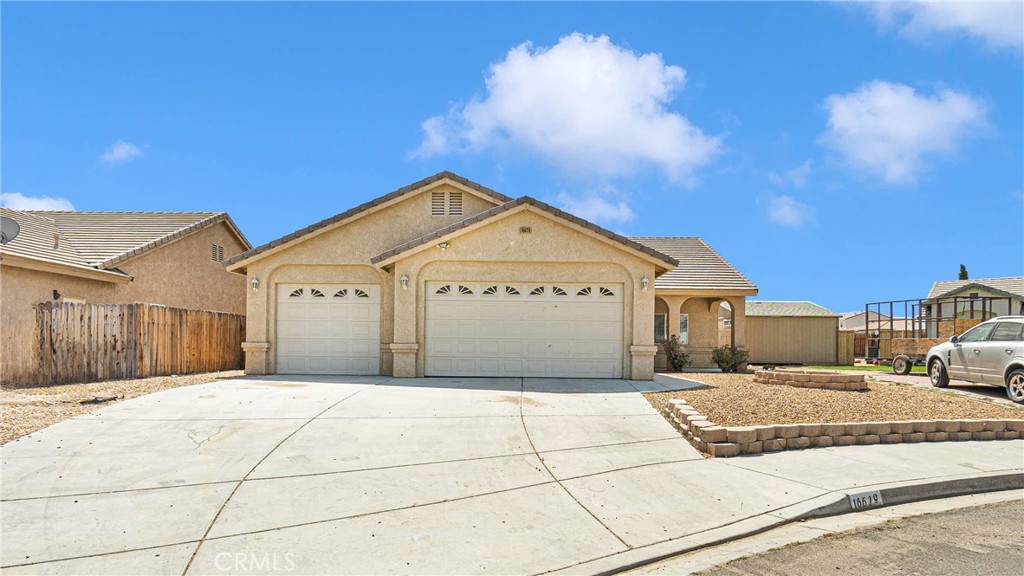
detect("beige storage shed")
(746, 301), (841, 365)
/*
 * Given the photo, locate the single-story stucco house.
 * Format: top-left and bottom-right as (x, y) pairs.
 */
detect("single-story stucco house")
(0, 208), (251, 384)
(225, 172), (757, 380)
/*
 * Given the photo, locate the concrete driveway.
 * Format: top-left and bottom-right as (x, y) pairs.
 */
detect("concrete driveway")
(3, 375), (1021, 575)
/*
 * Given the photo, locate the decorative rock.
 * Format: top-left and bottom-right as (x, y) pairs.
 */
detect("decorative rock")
(708, 442), (741, 457)
(856, 434), (880, 445)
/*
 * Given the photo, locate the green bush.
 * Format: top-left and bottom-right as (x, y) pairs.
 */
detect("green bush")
(665, 335), (691, 372)
(711, 346), (749, 373)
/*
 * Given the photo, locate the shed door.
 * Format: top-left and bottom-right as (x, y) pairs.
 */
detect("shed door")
(425, 282), (623, 378)
(276, 284), (380, 375)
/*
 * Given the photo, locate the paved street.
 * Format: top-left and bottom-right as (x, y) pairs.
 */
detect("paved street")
(2, 374), (1021, 575)
(697, 499), (1023, 576)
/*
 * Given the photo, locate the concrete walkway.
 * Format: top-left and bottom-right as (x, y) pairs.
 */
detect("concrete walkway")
(2, 375), (1021, 575)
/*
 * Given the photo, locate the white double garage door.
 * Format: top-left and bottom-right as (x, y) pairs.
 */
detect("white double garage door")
(276, 282), (624, 378)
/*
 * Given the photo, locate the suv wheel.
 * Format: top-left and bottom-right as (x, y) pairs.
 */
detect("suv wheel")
(1006, 369), (1024, 404)
(929, 359), (949, 388)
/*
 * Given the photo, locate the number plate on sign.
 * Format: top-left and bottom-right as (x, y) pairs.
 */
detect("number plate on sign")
(848, 490), (883, 510)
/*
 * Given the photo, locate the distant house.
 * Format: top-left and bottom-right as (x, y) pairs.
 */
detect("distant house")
(0, 208), (251, 383)
(923, 276), (1024, 318)
(839, 310), (913, 333)
(745, 301), (843, 365)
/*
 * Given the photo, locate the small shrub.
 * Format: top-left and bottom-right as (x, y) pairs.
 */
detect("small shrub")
(665, 335), (691, 371)
(712, 346), (749, 373)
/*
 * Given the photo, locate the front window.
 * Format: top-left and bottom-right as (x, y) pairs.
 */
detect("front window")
(959, 323), (994, 343)
(679, 314), (689, 345)
(655, 314), (667, 343)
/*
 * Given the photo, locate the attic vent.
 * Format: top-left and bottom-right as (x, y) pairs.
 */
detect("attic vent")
(211, 244), (224, 262)
(431, 191), (445, 216)
(448, 191), (463, 216)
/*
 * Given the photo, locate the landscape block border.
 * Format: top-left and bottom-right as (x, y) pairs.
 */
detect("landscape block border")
(665, 399), (1024, 457)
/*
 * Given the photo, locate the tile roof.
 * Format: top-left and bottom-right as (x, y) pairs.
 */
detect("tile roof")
(746, 301), (839, 317)
(226, 171), (513, 267)
(371, 197), (679, 267)
(925, 276), (1024, 300)
(629, 237), (757, 292)
(1, 207), (249, 274)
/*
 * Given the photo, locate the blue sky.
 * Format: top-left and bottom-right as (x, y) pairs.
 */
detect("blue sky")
(2, 2), (1021, 313)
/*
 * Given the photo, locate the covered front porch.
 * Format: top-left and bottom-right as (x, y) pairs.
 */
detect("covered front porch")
(653, 293), (748, 370)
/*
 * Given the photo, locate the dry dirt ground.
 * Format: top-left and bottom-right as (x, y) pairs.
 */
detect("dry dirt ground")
(645, 372), (1024, 427)
(0, 370), (243, 445)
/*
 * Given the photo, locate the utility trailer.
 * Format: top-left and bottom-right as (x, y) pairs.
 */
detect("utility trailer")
(864, 294), (1017, 375)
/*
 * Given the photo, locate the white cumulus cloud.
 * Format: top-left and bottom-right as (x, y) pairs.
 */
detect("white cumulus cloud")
(0, 192), (75, 211)
(820, 81), (986, 185)
(414, 33), (721, 182)
(99, 140), (143, 164)
(767, 196), (815, 227)
(768, 160), (813, 188)
(865, 1), (1023, 49)
(555, 191), (635, 225)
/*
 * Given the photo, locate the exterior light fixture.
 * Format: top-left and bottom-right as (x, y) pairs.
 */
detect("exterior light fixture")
(400, 274), (409, 290)
(251, 276), (260, 292)
(437, 242), (449, 251)
(641, 276), (650, 292)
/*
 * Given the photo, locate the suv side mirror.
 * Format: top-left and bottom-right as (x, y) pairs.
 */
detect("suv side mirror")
(949, 335), (959, 344)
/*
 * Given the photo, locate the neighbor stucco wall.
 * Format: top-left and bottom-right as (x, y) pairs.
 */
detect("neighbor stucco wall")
(239, 182), (501, 375)
(0, 221), (248, 384)
(385, 206), (658, 379)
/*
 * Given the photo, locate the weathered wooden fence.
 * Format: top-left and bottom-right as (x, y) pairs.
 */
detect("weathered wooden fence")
(836, 330), (855, 366)
(29, 302), (244, 385)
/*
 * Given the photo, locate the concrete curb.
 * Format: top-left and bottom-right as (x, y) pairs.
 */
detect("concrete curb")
(548, 471), (1023, 575)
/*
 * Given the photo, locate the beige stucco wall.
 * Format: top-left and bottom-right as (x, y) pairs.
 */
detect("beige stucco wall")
(238, 183), (501, 375)
(0, 221), (248, 384)
(384, 207), (657, 379)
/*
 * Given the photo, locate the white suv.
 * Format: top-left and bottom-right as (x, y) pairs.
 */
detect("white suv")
(926, 316), (1024, 404)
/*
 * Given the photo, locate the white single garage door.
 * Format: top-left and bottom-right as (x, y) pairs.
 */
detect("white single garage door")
(425, 282), (624, 378)
(276, 284), (380, 375)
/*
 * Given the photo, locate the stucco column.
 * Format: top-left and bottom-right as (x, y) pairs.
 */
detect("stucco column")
(629, 268), (657, 380)
(391, 267), (420, 377)
(663, 296), (688, 340)
(242, 267), (271, 374)
(727, 296), (747, 350)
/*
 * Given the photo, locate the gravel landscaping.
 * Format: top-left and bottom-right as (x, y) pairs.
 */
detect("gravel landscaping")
(645, 372), (1024, 428)
(0, 370), (243, 445)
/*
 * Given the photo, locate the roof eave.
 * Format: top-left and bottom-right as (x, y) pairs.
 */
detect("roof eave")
(1, 253), (134, 283)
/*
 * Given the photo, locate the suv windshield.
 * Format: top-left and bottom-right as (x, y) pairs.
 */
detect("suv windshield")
(959, 323), (995, 343)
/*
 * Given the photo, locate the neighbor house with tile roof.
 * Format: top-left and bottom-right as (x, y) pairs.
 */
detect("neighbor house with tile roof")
(225, 172), (757, 379)
(0, 208), (251, 382)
